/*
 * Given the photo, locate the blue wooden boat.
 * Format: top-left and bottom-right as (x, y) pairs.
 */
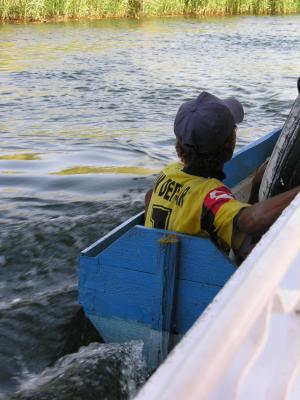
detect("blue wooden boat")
(78, 127), (281, 368)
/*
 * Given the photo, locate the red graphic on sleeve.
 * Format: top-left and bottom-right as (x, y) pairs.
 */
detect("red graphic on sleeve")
(203, 186), (234, 215)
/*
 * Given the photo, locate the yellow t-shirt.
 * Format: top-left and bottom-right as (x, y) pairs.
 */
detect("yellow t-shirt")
(145, 162), (249, 252)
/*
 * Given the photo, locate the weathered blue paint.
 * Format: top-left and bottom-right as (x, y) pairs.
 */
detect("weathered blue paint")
(87, 314), (165, 367)
(79, 225), (236, 367)
(78, 128), (281, 367)
(82, 211), (144, 257)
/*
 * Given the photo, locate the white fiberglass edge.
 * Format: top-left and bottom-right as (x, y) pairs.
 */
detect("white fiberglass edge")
(135, 193), (300, 400)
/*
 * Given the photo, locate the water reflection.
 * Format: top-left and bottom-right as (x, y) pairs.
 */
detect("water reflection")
(0, 153), (41, 161)
(54, 165), (159, 175)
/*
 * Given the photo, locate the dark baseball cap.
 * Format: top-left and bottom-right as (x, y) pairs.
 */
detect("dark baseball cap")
(174, 91), (244, 154)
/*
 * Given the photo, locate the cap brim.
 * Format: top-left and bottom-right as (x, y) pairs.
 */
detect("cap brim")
(223, 97), (244, 124)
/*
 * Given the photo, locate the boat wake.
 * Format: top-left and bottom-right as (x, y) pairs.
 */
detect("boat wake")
(0, 195), (147, 398)
(6, 341), (148, 400)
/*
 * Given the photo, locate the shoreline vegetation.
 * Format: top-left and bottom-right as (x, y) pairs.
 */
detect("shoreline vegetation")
(0, 0), (300, 23)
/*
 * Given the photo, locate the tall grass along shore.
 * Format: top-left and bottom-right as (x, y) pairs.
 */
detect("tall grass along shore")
(1, 0), (300, 22)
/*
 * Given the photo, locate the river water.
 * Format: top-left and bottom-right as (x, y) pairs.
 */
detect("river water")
(0, 14), (300, 399)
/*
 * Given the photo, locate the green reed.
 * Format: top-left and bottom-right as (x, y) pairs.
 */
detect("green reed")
(0, 0), (300, 22)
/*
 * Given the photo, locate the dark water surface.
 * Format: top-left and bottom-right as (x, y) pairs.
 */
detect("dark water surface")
(0, 15), (300, 399)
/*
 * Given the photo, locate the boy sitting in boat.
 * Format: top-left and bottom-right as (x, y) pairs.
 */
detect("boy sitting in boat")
(144, 92), (300, 259)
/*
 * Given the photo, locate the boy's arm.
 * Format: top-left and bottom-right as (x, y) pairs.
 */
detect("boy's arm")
(237, 186), (300, 236)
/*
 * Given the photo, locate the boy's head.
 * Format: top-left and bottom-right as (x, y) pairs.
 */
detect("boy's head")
(174, 91), (244, 156)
